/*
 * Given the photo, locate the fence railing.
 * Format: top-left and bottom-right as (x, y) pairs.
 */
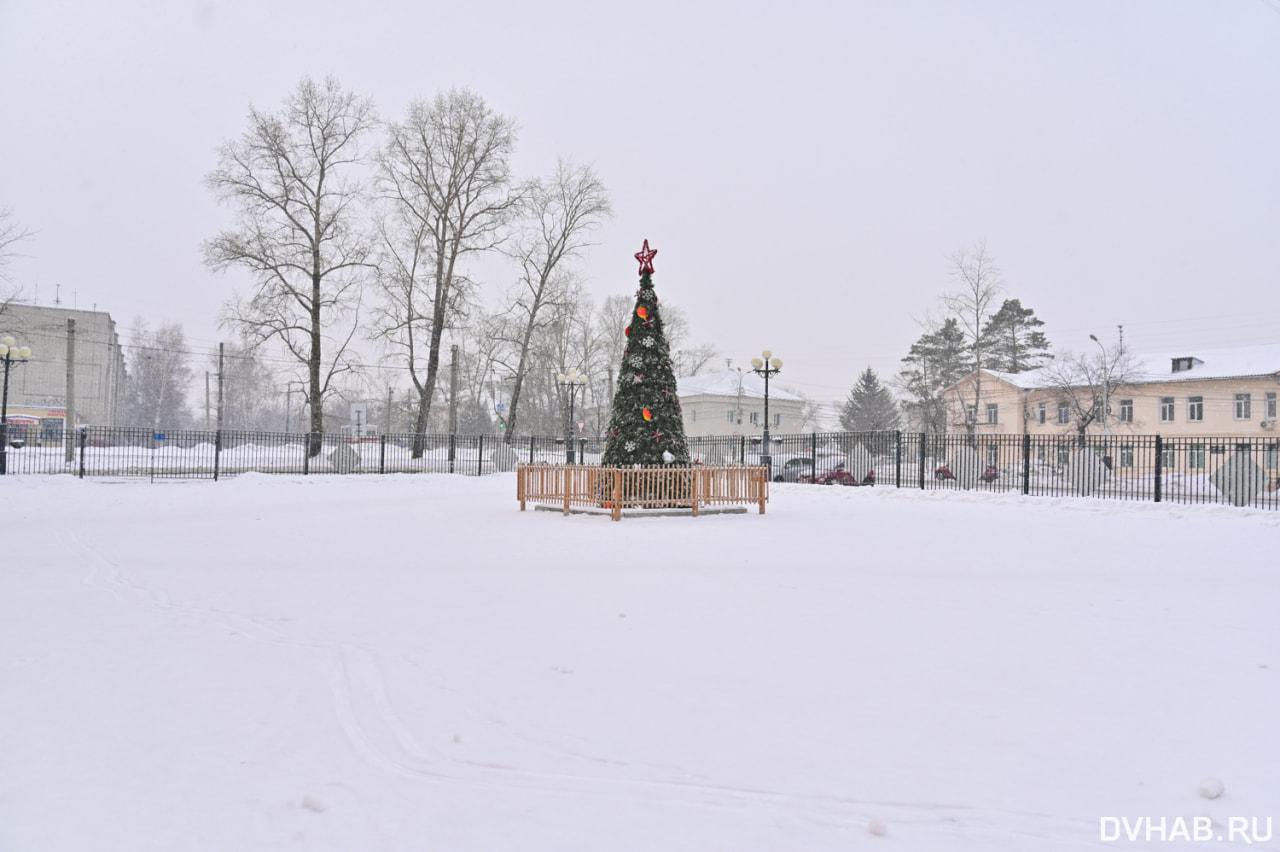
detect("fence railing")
(517, 464), (769, 520)
(2, 425), (1276, 510)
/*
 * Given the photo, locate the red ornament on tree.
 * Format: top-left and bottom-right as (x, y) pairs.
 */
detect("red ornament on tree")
(634, 239), (657, 274)
(636, 306), (648, 319)
(642, 408), (652, 421)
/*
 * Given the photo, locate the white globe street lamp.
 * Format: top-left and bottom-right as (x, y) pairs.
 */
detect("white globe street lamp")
(556, 368), (589, 465)
(750, 350), (783, 478)
(1, 335), (34, 475)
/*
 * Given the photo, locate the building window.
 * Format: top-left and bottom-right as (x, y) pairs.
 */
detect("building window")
(1120, 444), (1134, 468)
(1267, 392), (1277, 420)
(964, 405), (977, 424)
(1234, 393), (1252, 420)
(690, 409), (697, 422)
(1160, 445), (1177, 470)
(1188, 443), (1206, 470)
(1187, 396), (1204, 422)
(1057, 403), (1070, 425)
(1057, 444), (1071, 465)
(772, 413), (781, 428)
(1037, 402), (1046, 425)
(1160, 397), (1175, 422)
(749, 411), (760, 425)
(986, 444), (999, 465)
(1118, 399), (1133, 423)
(1266, 446), (1278, 471)
(985, 403), (998, 424)
(727, 410), (737, 424)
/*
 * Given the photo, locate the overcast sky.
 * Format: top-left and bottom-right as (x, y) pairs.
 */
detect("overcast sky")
(2, 0), (1278, 407)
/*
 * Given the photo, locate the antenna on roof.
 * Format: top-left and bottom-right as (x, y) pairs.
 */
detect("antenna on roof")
(1118, 324), (1124, 350)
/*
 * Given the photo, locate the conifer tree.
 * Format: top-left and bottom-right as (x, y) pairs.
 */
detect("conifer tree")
(840, 367), (900, 432)
(601, 240), (690, 466)
(981, 298), (1052, 373)
(897, 318), (969, 434)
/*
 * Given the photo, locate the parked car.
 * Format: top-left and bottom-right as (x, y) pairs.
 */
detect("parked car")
(772, 453), (846, 483)
(774, 456), (816, 482)
(935, 463), (1000, 483)
(804, 464), (875, 486)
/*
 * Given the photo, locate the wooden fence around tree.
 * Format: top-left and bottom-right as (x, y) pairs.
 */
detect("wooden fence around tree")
(517, 464), (769, 520)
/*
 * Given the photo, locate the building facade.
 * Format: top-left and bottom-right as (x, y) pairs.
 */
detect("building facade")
(676, 370), (806, 438)
(939, 345), (1280, 475)
(0, 303), (128, 440)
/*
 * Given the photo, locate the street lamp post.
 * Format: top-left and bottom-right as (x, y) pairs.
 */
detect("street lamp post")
(556, 368), (588, 465)
(1, 335), (34, 476)
(1089, 334), (1111, 440)
(1089, 333), (1112, 468)
(750, 350), (783, 479)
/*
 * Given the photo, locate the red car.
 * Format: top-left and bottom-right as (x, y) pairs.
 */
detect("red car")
(804, 465), (875, 486)
(935, 463), (999, 483)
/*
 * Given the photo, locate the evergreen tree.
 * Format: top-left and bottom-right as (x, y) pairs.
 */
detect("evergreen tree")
(981, 298), (1052, 373)
(896, 318), (969, 434)
(601, 241), (690, 466)
(840, 367), (900, 432)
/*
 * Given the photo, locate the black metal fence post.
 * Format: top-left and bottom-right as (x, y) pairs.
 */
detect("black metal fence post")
(78, 425), (87, 479)
(1154, 434), (1163, 503)
(379, 434), (386, 474)
(917, 433), (926, 490)
(303, 434), (312, 475)
(213, 427), (222, 482)
(894, 430), (902, 488)
(477, 435), (485, 476)
(1022, 433), (1031, 495)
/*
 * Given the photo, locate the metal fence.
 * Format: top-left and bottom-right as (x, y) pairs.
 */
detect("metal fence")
(3, 426), (1277, 510)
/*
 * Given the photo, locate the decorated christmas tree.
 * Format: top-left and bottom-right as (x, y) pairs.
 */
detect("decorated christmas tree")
(601, 240), (691, 467)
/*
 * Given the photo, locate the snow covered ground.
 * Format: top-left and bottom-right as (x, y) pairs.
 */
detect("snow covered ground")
(2, 474), (1277, 851)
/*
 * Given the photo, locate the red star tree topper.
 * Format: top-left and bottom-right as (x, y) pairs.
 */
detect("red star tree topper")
(634, 239), (657, 274)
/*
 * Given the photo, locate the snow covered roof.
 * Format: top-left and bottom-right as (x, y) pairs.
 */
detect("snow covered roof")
(992, 343), (1280, 390)
(677, 370), (804, 402)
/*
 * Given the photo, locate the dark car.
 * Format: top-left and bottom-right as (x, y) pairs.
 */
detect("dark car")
(805, 464), (875, 486)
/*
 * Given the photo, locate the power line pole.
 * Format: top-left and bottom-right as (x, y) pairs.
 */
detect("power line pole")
(448, 344), (460, 435)
(64, 319), (76, 463)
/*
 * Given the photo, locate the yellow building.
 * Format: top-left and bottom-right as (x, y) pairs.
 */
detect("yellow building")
(939, 345), (1280, 479)
(942, 345), (1280, 439)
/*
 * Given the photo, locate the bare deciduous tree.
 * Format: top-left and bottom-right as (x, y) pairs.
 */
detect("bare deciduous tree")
(939, 242), (1004, 436)
(209, 340), (283, 431)
(203, 76), (377, 456)
(378, 88), (519, 455)
(1039, 334), (1140, 446)
(498, 159), (611, 441)
(125, 319), (195, 429)
(1, 208), (32, 310)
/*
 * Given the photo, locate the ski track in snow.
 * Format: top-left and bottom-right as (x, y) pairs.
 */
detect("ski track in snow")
(60, 529), (1140, 850)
